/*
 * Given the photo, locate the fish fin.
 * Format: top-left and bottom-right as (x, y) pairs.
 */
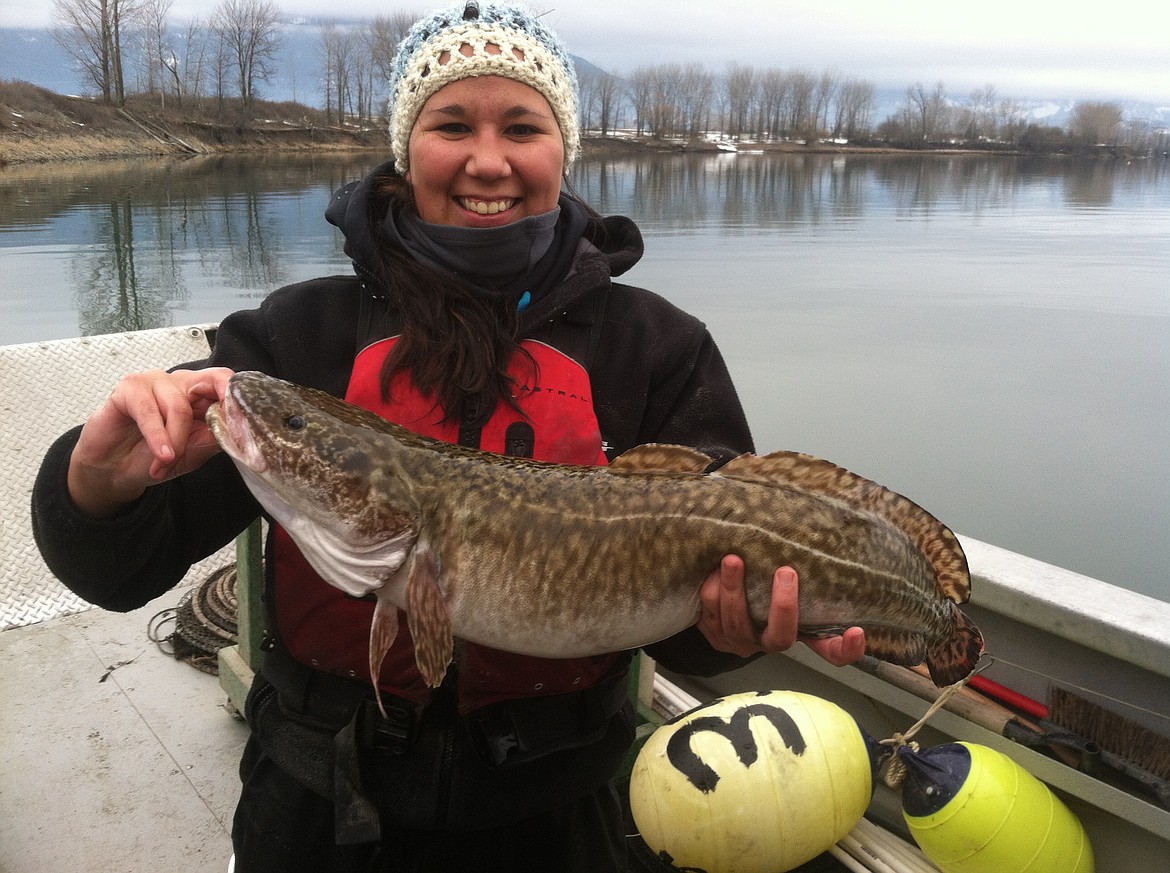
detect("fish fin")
(856, 625), (930, 673)
(608, 443), (713, 475)
(369, 593), (400, 720)
(720, 450), (971, 604)
(925, 604), (985, 686)
(405, 542), (453, 688)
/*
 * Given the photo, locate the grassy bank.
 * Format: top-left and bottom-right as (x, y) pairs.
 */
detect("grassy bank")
(0, 81), (389, 164)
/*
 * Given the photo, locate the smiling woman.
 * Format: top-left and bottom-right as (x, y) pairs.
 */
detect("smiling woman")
(27, 2), (867, 871)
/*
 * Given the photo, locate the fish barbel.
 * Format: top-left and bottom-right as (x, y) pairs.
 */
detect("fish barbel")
(206, 371), (983, 703)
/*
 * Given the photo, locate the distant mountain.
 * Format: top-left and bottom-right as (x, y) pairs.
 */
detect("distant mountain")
(4, 24), (1166, 129)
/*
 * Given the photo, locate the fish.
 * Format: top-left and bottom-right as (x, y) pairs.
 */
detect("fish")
(206, 370), (984, 710)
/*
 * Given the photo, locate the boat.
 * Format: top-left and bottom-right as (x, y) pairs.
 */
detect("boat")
(2, 326), (1168, 872)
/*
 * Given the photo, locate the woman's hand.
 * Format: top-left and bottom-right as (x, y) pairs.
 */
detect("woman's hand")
(697, 555), (866, 666)
(67, 367), (235, 519)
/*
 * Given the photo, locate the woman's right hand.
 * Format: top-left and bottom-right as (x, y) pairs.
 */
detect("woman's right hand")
(66, 367), (235, 518)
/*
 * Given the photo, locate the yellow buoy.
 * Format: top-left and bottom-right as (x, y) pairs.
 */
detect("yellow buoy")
(629, 690), (876, 873)
(900, 741), (1094, 873)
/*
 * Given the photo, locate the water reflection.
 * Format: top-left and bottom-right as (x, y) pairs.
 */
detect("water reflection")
(73, 198), (172, 335)
(569, 152), (1166, 229)
(0, 153), (382, 341)
(3, 153), (1165, 341)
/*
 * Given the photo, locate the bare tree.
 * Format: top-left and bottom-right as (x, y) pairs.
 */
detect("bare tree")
(593, 71), (624, 135)
(170, 16), (213, 102)
(1068, 101), (1124, 147)
(783, 70), (816, 138)
(677, 63), (714, 138)
(646, 64), (683, 137)
(995, 97), (1026, 144)
(369, 12), (417, 87)
(962, 83), (997, 140)
(626, 66), (655, 136)
(811, 71), (838, 137)
(135, 0), (173, 105)
(212, 0), (281, 122)
(832, 77), (874, 139)
(724, 63), (757, 140)
(578, 66), (623, 135)
(52, 0), (146, 104)
(321, 21), (357, 124)
(906, 81), (949, 142)
(756, 68), (789, 140)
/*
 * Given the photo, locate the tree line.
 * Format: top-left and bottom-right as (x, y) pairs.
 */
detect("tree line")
(580, 64), (877, 142)
(51, 0), (415, 125)
(52, 0), (1165, 154)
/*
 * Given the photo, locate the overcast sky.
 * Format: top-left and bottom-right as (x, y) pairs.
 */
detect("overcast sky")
(6, 0), (1169, 104)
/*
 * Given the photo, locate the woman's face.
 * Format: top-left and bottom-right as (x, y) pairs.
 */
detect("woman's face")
(406, 76), (565, 228)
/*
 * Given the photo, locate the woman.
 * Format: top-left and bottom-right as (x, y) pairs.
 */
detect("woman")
(32, 3), (864, 871)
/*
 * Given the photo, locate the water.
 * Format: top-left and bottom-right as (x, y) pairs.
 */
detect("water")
(1, 151), (1166, 601)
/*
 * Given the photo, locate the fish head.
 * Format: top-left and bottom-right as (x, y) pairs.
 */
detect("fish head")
(207, 371), (419, 597)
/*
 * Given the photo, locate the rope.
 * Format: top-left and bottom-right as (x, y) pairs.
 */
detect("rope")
(148, 564), (240, 675)
(879, 666), (982, 789)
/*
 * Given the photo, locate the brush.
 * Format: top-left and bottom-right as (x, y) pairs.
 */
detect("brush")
(1046, 686), (1170, 809)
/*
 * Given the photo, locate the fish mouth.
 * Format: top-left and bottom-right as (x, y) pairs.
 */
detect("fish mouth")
(206, 386), (267, 473)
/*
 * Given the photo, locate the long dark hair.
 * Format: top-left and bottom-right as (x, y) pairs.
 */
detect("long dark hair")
(365, 171), (532, 428)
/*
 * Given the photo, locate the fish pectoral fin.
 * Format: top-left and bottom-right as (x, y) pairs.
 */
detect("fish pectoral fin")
(608, 443), (714, 475)
(369, 593), (401, 719)
(405, 542), (453, 688)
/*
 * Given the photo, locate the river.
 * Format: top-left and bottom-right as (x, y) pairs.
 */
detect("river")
(1, 151), (1166, 601)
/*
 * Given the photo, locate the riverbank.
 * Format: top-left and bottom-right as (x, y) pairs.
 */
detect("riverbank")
(0, 81), (390, 164)
(3, 80), (1012, 165)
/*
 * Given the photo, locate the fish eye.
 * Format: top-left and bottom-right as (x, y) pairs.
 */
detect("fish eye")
(286, 414), (307, 431)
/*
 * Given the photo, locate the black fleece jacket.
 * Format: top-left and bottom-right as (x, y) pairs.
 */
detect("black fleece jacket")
(31, 162), (756, 679)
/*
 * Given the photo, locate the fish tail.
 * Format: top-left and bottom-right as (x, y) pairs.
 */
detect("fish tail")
(369, 594), (400, 720)
(925, 604), (985, 686)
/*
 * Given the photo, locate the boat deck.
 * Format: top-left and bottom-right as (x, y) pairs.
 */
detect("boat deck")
(0, 589), (247, 873)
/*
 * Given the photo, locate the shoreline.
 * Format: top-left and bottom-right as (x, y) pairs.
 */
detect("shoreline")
(3, 82), (1137, 166)
(0, 83), (1014, 165)
(0, 126), (1026, 166)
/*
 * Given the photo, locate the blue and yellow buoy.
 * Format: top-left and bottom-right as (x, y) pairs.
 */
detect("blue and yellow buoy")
(629, 690), (878, 873)
(899, 741), (1094, 873)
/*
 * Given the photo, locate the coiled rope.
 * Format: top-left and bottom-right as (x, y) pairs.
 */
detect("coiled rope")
(148, 564), (239, 675)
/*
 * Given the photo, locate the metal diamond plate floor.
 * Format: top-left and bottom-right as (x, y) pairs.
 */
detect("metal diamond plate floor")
(0, 325), (233, 630)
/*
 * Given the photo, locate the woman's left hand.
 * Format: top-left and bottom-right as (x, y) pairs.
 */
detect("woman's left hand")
(697, 555), (867, 665)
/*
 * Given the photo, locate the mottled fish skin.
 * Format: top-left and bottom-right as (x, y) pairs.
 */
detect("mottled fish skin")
(206, 371), (984, 703)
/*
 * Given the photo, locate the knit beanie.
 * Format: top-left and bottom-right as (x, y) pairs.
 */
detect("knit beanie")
(387, 1), (580, 175)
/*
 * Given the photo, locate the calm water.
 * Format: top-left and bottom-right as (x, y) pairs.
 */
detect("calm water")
(1, 152), (1167, 601)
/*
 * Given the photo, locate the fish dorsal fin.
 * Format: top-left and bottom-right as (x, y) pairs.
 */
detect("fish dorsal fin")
(718, 451), (971, 604)
(608, 443), (714, 475)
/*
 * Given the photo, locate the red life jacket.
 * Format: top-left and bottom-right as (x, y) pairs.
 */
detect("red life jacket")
(271, 336), (624, 711)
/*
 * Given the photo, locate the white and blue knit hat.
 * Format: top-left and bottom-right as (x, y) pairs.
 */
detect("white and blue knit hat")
(387, 1), (580, 175)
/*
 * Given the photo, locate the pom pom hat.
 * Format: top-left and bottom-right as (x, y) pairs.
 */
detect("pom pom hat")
(388, 1), (580, 175)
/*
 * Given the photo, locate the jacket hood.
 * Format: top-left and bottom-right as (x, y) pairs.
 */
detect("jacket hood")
(325, 161), (645, 306)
